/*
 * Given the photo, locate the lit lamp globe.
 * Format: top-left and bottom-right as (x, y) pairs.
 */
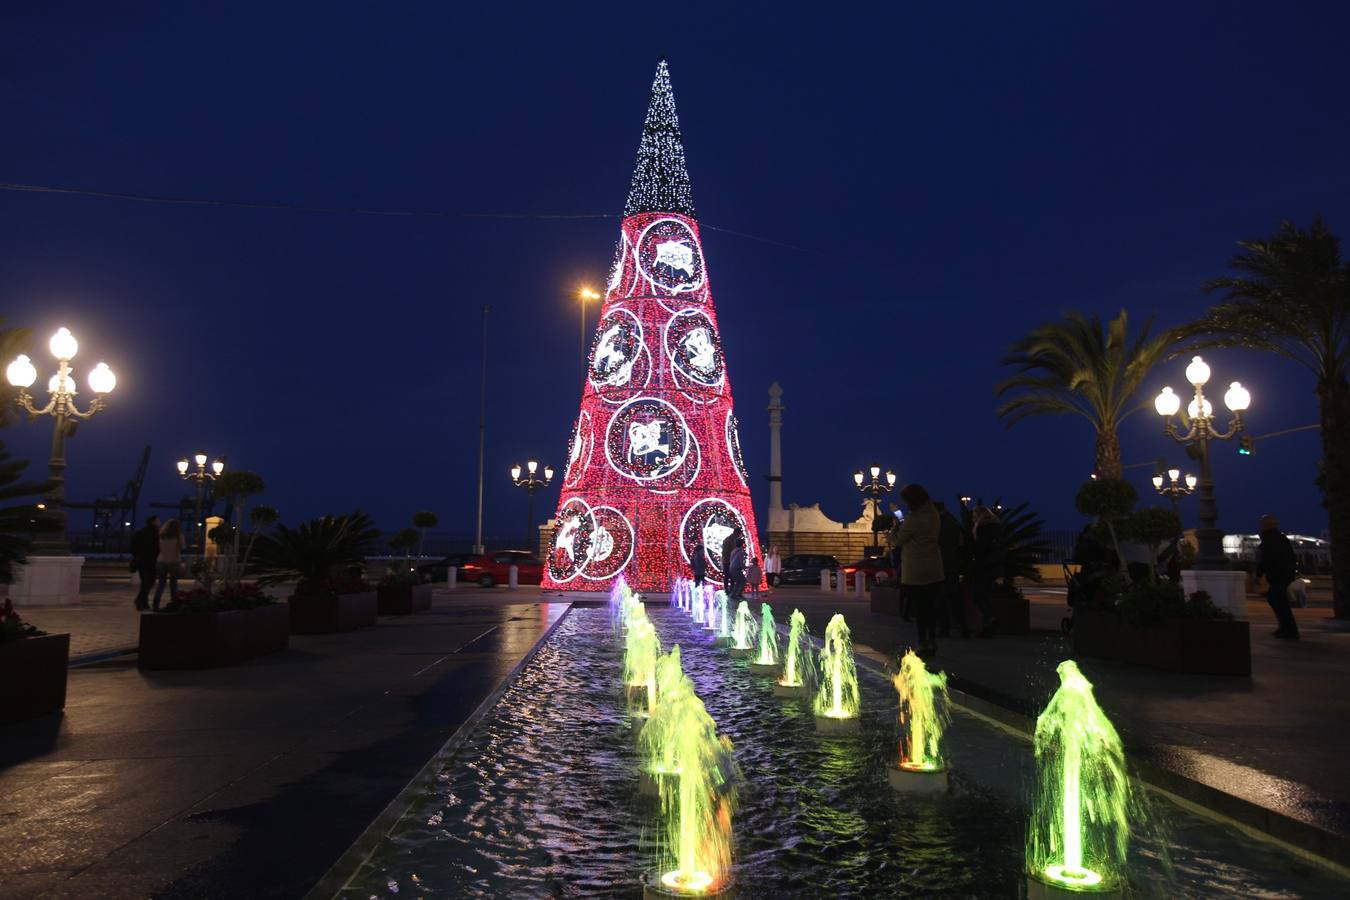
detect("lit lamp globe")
(1167, 468), (1180, 482)
(177, 459), (190, 475)
(212, 460), (225, 476)
(47, 372), (77, 395)
(1151, 473), (1164, 490)
(1185, 474), (1198, 490)
(869, 464), (881, 479)
(49, 327), (78, 361)
(1187, 397), (1213, 420)
(87, 362), (116, 395)
(1154, 386), (1181, 418)
(885, 470), (897, 487)
(853, 471), (864, 487)
(544, 465), (555, 481)
(527, 460), (538, 475)
(6, 354), (37, 388)
(510, 464), (522, 482)
(1185, 355), (1211, 387)
(1224, 382), (1251, 412)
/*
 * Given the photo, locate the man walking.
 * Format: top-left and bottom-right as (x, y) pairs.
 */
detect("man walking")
(935, 502), (968, 638)
(129, 515), (160, 611)
(1255, 514), (1300, 640)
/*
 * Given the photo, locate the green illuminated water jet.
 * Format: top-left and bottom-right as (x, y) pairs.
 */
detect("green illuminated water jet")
(813, 613), (859, 731)
(638, 646), (689, 776)
(749, 603), (779, 673)
(624, 610), (660, 713)
(893, 649), (949, 771)
(774, 609), (812, 697)
(714, 591), (730, 641)
(728, 600), (758, 658)
(640, 681), (737, 897)
(1027, 660), (1131, 895)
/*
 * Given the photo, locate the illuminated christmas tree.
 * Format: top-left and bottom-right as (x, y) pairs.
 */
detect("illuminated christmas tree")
(543, 59), (761, 593)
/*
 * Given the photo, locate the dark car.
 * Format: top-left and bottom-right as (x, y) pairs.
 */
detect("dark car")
(416, 553), (481, 584)
(841, 557), (895, 587)
(458, 550), (544, 587)
(777, 554), (841, 585)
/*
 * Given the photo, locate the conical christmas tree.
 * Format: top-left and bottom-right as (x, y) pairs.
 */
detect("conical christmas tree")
(543, 60), (761, 593)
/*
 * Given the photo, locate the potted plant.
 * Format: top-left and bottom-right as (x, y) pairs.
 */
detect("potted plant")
(985, 501), (1049, 634)
(252, 511), (381, 633)
(0, 435), (69, 723)
(139, 581), (288, 670)
(378, 527), (431, 614)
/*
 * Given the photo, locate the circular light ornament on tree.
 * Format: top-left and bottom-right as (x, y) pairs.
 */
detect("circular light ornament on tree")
(680, 498), (751, 583)
(638, 216), (706, 301)
(588, 307), (651, 402)
(724, 411), (748, 487)
(546, 496), (595, 583)
(562, 410), (595, 488)
(579, 505), (636, 581)
(605, 396), (696, 485)
(664, 308), (725, 400)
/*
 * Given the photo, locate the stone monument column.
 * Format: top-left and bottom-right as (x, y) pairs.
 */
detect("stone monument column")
(767, 382), (785, 516)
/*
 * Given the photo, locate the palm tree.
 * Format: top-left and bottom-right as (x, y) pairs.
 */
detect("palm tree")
(996, 310), (1184, 479)
(1187, 216), (1350, 619)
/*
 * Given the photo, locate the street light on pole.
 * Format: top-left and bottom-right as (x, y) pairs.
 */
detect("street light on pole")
(1154, 355), (1251, 569)
(511, 459), (553, 552)
(177, 452), (224, 553)
(6, 327), (117, 555)
(1151, 466), (1197, 520)
(853, 463), (896, 549)
(578, 287), (601, 386)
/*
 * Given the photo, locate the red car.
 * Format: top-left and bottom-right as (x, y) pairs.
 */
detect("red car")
(840, 556), (895, 588)
(458, 550), (544, 587)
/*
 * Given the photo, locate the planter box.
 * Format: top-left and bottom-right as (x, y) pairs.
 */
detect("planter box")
(377, 582), (433, 616)
(1073, 607), (1251, 676)
(870, 586), (902, 615)
(139, 604), (289, 671)
(0, 633), (70, 724)
(289, 590), (378, 634)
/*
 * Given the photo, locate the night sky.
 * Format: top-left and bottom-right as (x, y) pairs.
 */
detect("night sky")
(3, 2), (1348, 546)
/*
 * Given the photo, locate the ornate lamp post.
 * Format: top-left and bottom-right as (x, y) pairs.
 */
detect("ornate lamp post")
(6, 327), (117, 555)
(853, 463), (896, 548)
(1151, 467), (1197, 519)
(177, 453), (225, 553)
(511, 460), (554, 551)
(1154, 355), (1251, 569)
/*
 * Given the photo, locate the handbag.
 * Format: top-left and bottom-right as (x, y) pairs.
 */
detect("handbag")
(1288, 581), (1308, 608)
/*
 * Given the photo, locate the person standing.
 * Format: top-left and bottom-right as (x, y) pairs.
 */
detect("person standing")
(934, 502), (967, 638)
(764, 544), (781, 588)
(971, 506), (1004, 636)
(746, 556), (763, 599)
(720, 532), (738, 587)
(152, 518), (186, 611)
(1255, 514), (1300, 640)
(894, 484), (945, 656)
(129, 515), (160, 611)
(727, 538), (747, 600)
(691, 544), (707, 588)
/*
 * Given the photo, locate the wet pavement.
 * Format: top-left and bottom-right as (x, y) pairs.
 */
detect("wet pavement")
(0, 597), (566, 899)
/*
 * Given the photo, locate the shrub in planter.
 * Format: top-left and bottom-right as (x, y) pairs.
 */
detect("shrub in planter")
(377, 567), (432, 615)
(140, 583), (288, 670)
(288, 575), (378, 633)
(250, 511), (381, 633)
(1, 599), (70, 723)
(1074, 584), (1248, 675)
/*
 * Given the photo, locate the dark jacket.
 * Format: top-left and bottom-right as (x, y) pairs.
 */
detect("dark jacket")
(129, 523), (160, 570)
(691, 548), (707, 583)
(937, 510), (962, 580)
(973, 520), (1004, 582)
(1256, 527), (1296, 586)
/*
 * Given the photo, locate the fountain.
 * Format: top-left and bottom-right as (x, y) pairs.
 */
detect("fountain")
(813, 613), (860, 734)
(1027, 660), (1131, 899)
(640, 682), (737, 899)
(727, 600), (758, 658)
(702, 585), (718, 632)
(669, 578), (684, 611)
(773, 609), (813, 698)
(748, 603), (780, 674)
(712, 591), (731, 646)
(691, 582), (706, 626)
(636, 645), (687, 787)
(624, 611), (661, 711)
(887, 649), (951, 794)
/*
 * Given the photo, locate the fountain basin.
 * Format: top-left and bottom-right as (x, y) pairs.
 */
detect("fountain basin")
(747, 660), (779, 675)
(772, 680), (809, 698)
(728, 645), (754, 659)
(712, 635), (731, 648)
(886, 763), (949, 795)
(814, 712), (860, 735)
(1026, 871), (1121, 899)
(642, 870), (734, 899)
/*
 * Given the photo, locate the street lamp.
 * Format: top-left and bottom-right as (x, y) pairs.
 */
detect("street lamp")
(853, 463), (897, 548)
(511, 459), (554, 551)
(578, 287), (601, 385)
(6, 327), (117, 555)
(177, 452), (225, 553)
(1154, 355), (1250, 568)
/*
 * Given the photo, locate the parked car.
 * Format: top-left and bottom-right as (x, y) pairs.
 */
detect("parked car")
(416, 553), (480, 584)
(777, 554), (841, 585)
(841, 557), (895, 587)
(458, 550), (544, 587)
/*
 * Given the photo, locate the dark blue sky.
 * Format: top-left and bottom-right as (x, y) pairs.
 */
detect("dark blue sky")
(2, 2), (1347, 544)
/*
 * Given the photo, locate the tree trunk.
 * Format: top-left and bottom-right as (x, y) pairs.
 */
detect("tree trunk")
(1317, 378), (1350, 619)
(1095, 428), (1123, 480)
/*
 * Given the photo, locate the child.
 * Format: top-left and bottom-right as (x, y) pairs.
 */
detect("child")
(746, 556), (763, 598)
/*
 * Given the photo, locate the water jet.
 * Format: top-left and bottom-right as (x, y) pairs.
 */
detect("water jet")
(727, 600), (757, 658)
(747, 603), (780, 675)
(813, 613), (860, 733)
(887, 649), (950, 794)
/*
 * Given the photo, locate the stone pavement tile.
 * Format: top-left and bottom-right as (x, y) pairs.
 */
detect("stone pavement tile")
(0, 870), (73, 900)
(0, 759), (90, 794)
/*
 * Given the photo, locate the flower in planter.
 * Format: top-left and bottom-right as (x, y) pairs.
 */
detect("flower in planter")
(160, 582), (277, 614)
